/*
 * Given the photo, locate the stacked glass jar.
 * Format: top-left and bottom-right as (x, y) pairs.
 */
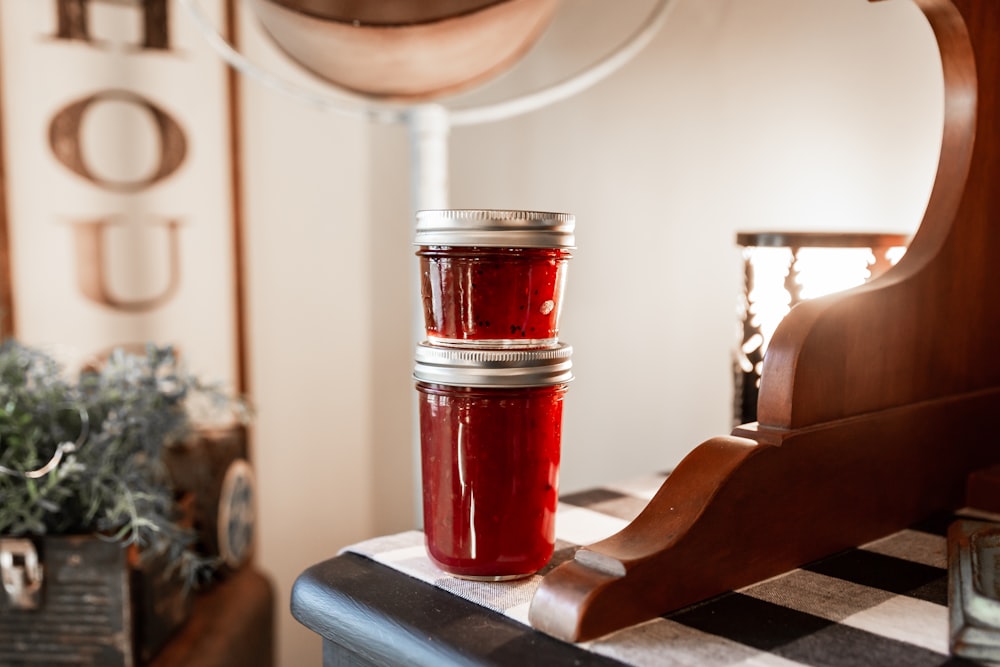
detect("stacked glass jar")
(413, 209), (575, 581)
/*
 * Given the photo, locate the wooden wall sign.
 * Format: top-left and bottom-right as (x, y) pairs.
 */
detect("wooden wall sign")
(0, 0), (245, 391)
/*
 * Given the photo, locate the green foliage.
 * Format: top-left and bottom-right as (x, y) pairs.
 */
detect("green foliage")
(0, 340), (244, 585)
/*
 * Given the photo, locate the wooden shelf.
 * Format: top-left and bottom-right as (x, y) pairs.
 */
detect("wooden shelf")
(150, 568), (275, 667)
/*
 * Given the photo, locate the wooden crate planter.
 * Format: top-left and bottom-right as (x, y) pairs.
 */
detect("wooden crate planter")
(0, 535), (190, 666)
(164, 425), (256, 571)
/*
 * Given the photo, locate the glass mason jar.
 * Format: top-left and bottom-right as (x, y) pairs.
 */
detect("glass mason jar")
(414, 209), (575, 348)
(413, 342), (573, 580)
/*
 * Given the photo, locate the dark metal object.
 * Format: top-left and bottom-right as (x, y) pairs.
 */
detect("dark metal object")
(0, 539), (42, 610)
(948, 520), (1000, 662)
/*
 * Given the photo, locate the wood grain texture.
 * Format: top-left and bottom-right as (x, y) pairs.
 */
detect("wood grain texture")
(0, 536), (133, 666)
(529, 0), (1000, 642)
(164, 425), (249, 562)
(0, 37), (13, 337)
(966, 465), (1000, 514)
(758, 0), (993, 430)
(149, 568), (275, 667)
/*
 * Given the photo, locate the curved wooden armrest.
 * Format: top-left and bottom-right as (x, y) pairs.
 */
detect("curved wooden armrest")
(530, 0), (1000, 642)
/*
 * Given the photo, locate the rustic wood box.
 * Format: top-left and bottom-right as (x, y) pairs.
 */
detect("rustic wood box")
(164, 424), (255, 571)
(0, 535), (190, 666)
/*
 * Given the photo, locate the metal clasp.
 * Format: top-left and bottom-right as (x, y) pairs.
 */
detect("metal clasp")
(1, 538), (44, 610)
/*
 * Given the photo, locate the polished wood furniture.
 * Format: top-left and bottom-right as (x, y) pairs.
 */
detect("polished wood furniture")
(151, 568), (275, 667)
(530, 0), (1000, 642)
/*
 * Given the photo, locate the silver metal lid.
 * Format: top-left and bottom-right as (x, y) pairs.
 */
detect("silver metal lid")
(414, 209), (576, 248)
(413, 342), (573, 387)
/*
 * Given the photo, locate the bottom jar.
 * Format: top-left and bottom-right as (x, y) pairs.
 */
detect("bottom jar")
(413, 343), (573, 580)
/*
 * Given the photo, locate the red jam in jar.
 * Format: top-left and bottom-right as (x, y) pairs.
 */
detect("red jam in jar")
(414, 343), (573, 580)
(415, 210), (575, 348)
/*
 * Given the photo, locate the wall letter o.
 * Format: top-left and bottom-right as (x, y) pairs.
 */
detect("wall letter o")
(49, 89), (186, 192)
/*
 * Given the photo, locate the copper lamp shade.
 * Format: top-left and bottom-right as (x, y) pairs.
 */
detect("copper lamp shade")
(248, 0), (561, 100)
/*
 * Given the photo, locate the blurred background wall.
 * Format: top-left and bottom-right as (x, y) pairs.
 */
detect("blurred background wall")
(2, 0), (944, 664)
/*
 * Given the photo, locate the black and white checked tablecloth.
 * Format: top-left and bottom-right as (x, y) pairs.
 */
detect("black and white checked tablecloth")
(343, 473), (998, 667)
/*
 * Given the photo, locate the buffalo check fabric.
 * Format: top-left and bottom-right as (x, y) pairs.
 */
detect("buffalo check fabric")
(342, 473), (997, 667)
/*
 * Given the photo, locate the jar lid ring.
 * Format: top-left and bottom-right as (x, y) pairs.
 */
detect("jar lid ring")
(414, 209), (576, 249)
(413, 342), (574, 387)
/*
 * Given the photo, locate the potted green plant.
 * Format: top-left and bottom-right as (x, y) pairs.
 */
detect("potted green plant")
(0, 339), (247, 666)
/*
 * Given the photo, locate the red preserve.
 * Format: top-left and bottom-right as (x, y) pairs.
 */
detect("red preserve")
(414, 343), (573, 580)
(414, 209), (575, 348)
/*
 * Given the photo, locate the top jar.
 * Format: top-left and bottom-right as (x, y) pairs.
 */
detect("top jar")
(415, 209), (575, 349)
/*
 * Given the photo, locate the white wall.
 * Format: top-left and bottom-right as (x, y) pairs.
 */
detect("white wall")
(237, 11), (376, 662)
(239, 1), (943, 664)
